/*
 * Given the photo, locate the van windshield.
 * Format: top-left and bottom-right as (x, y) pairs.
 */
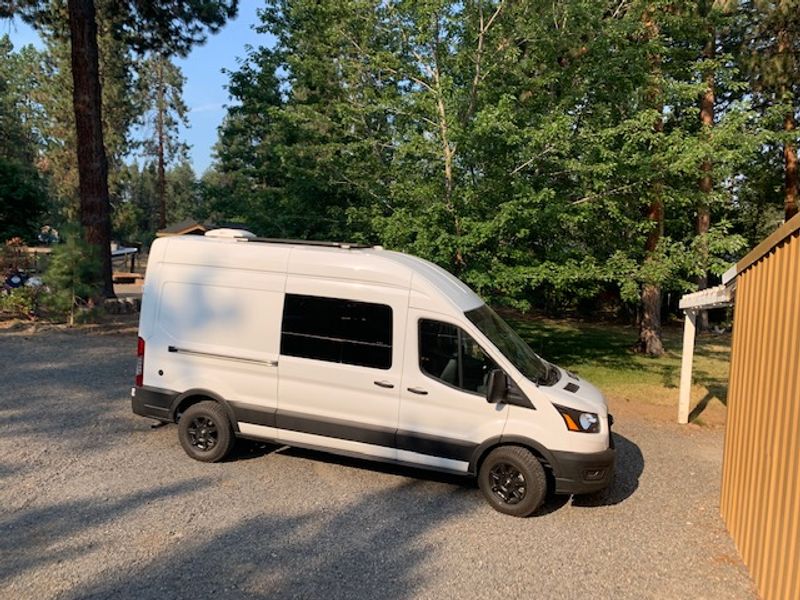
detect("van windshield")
(465, 304), (549, 384)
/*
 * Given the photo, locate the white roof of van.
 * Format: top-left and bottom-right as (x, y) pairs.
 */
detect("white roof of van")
(157, 235), (485, 313)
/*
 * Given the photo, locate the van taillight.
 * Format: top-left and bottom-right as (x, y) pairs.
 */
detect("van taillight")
(135, 336), (145, 387)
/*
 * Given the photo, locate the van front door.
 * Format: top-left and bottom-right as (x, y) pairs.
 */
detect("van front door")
(397, 311), (509, 472)
(276, 281), (407, 461)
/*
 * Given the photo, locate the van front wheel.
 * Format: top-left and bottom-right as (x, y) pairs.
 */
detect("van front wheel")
(478, 446), (546, 517)
(178, 401), (235, 462)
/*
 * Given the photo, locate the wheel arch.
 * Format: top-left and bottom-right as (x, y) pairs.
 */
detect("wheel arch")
(169, 388), (240, 433)
(469, 435), (557, 477)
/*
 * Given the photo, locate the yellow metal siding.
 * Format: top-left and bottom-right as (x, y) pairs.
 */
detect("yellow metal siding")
(722, 231), (800, 600)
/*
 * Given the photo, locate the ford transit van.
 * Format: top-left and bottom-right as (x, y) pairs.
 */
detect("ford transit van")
(132, 229), (615, 516)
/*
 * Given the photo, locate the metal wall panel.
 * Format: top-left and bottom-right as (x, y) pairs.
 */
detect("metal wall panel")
(722, 230), (800, 600)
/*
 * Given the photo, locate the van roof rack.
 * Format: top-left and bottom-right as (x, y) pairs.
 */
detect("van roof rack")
(247, 237), (373, 250)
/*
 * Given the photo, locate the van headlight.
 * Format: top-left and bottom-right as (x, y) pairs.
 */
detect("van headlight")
(554, 404), (600, 433)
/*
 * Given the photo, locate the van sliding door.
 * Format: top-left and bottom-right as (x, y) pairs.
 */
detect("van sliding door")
(276, 279), (408, 459)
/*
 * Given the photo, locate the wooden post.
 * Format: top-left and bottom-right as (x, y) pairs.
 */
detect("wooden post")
(678, 309), (697, 424)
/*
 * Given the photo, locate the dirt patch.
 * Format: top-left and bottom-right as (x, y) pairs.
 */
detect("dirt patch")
(607, 393), (729, 428)
(0, 313), (139, 336)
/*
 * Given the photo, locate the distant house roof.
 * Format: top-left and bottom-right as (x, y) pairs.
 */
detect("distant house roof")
(156, 218), (213, 237)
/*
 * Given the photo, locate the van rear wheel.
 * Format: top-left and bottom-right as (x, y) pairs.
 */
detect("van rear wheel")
(478, 446), (547, 517)
(178, 401), (235, 462)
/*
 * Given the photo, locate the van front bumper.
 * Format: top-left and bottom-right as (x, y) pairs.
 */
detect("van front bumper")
(550, 447), (616, 495)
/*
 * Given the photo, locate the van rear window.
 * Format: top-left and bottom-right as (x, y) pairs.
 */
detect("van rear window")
(280, 294), (393, 369)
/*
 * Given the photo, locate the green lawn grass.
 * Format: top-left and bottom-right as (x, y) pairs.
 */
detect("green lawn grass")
(505, 313), (731, 421)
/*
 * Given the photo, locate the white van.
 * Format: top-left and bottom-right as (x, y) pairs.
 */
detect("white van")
(132, 230), (615, 516)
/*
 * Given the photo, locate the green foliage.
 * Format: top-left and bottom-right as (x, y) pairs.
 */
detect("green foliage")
(0, 286), (41, 320)
(0, 36), (48, 241)
(0, 158), (47, 243)
(138, 54), (189, 164)
(27, 1), (142, 223)
(207, 0), (766, 315)
(113, 160), (202, 243)
(43, 231), (101, 325)
(1, 1), (796, 324)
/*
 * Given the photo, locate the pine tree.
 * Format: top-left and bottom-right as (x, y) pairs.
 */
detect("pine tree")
(138, 53), (189, 229)
(5, 0), (238, 297)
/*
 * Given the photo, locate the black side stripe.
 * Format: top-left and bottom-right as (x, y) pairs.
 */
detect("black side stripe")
(230, 403), (477, 462)
(229, 402), (277, 428)
(396, 432), (475, 462)
(277, 410), (396, 448)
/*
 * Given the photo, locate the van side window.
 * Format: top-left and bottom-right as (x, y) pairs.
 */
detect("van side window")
(281, 294), (393, 369)
(419, 319), (496, 395)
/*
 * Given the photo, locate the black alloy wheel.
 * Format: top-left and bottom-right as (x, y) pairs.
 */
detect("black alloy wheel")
(488, 462), (527, 505)
(187, 415), (218, 451)
(478, 446), (547, 517)
(178, 401), (235, 463)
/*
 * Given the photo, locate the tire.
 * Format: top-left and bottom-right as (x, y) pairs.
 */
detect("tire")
(478, 446), (547, 517)
(178, 401), (235, 463)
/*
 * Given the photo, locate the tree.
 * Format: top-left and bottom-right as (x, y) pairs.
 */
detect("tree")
(0, 35), (47, 242)
(4, 0), (238, 297)
(740, 0), (800, 221)
(43, 227), (100, 325)
(113, 159), (199, 243)
(213, 0), (754, 353)
(31, 1), (141, 226)
(138, 53), (189, 229)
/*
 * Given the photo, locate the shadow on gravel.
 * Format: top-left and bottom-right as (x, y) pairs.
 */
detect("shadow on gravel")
(571, 432), (644, 508)
(278, 445), (474, 486)
(0, 480), (200, 585)
(0, 331), (133, 452)
(247, 440), (641, 515)
(63, 481), (472, 600)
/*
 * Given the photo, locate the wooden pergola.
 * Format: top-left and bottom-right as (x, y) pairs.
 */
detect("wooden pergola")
(676, 268), (736, 424)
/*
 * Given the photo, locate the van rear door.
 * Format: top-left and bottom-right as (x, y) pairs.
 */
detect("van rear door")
(150, 263), (285, 440)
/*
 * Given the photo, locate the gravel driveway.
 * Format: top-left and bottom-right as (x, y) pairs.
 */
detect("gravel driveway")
(0, 328), (755, 599)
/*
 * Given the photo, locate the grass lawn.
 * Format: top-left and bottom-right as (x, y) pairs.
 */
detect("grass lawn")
(505, 313), (731, 426)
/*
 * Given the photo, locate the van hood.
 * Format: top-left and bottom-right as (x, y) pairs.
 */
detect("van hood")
(542, 366), (608, 416)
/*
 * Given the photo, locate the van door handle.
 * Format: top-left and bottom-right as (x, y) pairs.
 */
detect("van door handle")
(374, 380), (394, 389)
(407, 387), (428, 395)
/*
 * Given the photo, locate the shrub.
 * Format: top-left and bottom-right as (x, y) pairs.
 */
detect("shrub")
(43, 232), (101, 326)
(0, 286), (40, 319)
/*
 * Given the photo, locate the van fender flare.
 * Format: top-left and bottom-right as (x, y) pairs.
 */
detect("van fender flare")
(170, 388), (240, 433)
(469, 435), (558, 476)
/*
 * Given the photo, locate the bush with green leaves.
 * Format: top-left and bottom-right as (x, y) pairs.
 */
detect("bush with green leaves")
(0, 286), (41, 319)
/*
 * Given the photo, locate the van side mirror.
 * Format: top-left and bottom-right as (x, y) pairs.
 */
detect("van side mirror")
(486, 369), (507, 404)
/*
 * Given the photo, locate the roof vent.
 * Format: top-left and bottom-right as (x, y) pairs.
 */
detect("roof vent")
(204, 228), (256, 240)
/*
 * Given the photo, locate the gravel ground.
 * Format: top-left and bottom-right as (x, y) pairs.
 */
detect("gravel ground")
(0, 328), (756, 600)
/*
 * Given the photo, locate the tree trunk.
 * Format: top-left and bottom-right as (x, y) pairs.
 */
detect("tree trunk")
(696, 23), (715, 331)
(639, 282), (664, 356)
(67, 0), (114, 298)
(432, 39), (463, 270)
(156, 57), (167, 230)
(777, 24), (798, 221)
(637, 11), (665, 357)
(637, 193), (665, 356)
(784, 112), (798, 221)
